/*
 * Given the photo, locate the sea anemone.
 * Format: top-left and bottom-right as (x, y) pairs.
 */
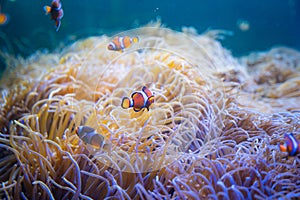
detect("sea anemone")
(0, 23), (300, 199)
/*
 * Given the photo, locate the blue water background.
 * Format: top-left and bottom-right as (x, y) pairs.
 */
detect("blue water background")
(0, 0), (299, 71)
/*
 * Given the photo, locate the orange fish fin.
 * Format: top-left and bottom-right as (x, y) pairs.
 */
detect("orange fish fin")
(279, 144), (287, 152)
(148, 96), (154, 102)
(146, 96), (154, 109)
(121, 97), (131, 109)
(132, 36), (139, 43)
(44, 6), (51, 14)
(142, 86), (153, 98)
(133, 107), (142, 112)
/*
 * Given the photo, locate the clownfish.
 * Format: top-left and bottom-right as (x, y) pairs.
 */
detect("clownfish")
(0, 12), (9, 26)
(75, 126), (105, 149)
(0, 4), (9, 26)
(44, 0), (64, 31)
(278, 133), (300, 156)
(107, 36), (139, 52)
(121, 86), (154, 112)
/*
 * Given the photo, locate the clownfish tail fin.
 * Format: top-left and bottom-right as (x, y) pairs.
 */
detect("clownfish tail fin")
(44, 6), (51, 14)
(132, 36), (139, 43)
(121, 97), (131, 109)
(55, 20), (61, 31)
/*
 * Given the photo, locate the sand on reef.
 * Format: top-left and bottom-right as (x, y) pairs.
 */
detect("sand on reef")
(0, 23), (300, 199)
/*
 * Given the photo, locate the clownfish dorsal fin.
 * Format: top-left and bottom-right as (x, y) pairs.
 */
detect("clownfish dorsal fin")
(142, 86), (152, 97)
(141, 86), (147, 92)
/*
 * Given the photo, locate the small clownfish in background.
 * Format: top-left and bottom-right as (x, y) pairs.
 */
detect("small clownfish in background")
(44, 0), (64, 31)
(121, 86), (154, 112)
(107, 36), (139, 52)
(0, 4), (9, 26)
(0, 12), (9, 26)
(76, 126), (105, 149)
(278, 133), (300, 156)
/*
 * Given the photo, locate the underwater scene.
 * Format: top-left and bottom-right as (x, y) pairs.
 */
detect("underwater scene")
(0, 0), (300, 199)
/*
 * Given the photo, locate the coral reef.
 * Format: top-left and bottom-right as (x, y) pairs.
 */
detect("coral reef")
(0, 23), (300, 199)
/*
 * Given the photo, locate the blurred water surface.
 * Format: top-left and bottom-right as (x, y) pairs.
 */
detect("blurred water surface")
(0, 0), (299, 71)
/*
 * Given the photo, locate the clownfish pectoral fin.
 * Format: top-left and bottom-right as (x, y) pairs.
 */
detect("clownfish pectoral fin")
(279, 143), (287, 153)
(121, 97), (131, 109)
(44, 6), (51, 14)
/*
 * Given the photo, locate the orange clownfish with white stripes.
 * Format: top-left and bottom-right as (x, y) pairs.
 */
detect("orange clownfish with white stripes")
(278, 133), (300, 156)
(121, 86), (154, 112)
(44, 0), (64, 31)
(75, 126), (105, 149)
(107, 36), (139, 52)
